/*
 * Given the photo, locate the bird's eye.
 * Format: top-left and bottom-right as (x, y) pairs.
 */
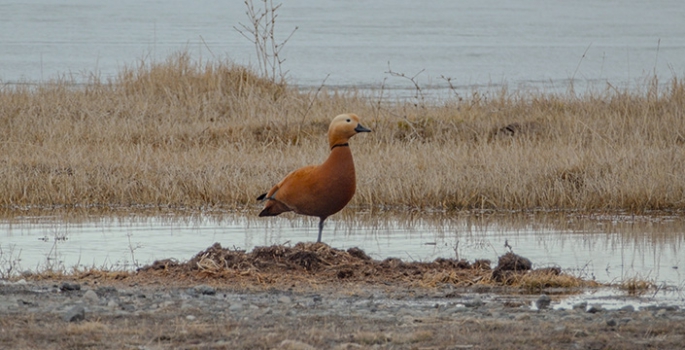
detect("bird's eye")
(346, 119), (351, 122)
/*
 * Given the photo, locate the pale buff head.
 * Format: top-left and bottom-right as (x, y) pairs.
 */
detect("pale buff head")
(327, 113), (371, 148)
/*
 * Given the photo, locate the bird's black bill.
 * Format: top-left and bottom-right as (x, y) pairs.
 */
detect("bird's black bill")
(256, 193), (267, 201)
(355, 123), (371, 133)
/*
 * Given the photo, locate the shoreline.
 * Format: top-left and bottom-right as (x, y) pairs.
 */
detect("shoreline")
(2, 242), (682, 348)
(1, 275), (683, 349)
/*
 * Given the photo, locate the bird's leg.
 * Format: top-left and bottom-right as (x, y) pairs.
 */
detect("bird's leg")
(317, 217), (326, 243)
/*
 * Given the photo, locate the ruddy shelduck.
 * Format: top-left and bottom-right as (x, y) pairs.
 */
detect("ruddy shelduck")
(257, 113), (371, 242)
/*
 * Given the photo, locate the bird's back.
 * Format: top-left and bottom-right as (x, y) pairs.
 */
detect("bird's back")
(259, 146), (356, 219)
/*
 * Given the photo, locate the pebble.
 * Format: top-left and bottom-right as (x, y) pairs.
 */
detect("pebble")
(573, 301), (588, 311)
(193, 285), (216, 296)
(82, 290), (100, 304)
(536, 294), (551, 310)
(619, 305), (635, 312)
(97, 286), (118, 295)
(63, 305), (85, 322)
(228, 303), (243, 312)
(463, 297), (483, 308)
(587, 304), (603, 314)
(60, 282), (81, 291)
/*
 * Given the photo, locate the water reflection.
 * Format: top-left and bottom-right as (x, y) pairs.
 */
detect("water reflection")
(0, 211), (683, 286)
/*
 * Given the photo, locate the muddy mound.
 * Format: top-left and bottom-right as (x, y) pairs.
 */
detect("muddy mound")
(137, 243), (582, 289)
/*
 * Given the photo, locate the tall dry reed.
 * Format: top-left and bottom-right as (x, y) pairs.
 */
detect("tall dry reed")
(1, 52), (684, 213)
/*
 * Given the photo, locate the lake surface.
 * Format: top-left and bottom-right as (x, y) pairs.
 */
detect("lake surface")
(1, 212), (683, 289)
(1, 0), (684, 95)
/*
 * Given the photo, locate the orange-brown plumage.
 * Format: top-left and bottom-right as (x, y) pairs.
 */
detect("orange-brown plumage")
(257, 113), (371, 242)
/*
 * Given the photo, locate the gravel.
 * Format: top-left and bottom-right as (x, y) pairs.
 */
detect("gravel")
(0, 279), (681, 326)
(1, 278), (684, 349)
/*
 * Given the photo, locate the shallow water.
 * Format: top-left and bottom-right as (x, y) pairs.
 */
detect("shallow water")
(1, 0), (684, 95)
(1, 212), (683, 289)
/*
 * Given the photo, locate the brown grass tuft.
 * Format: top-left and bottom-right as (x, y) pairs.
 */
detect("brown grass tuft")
(618, 276), (656, 295)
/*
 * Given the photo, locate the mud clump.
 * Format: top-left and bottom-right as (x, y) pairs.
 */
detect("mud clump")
(136, 243), (582, 289)
(491, 252), (532, 283)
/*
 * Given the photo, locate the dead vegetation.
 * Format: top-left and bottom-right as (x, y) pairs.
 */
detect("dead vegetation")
(126, 243), (590, 291)
(1, 53), (685, 212)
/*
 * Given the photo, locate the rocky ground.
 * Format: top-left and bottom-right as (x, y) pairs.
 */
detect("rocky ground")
(1, 243), (684, 349)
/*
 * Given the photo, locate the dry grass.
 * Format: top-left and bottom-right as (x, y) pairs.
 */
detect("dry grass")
(53, 242), (592, 292)
(2, 52), (685, 212)
(618, 276), (657, 295)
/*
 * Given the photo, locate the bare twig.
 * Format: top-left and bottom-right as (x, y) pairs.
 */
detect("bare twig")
(385, 62), (426, 102)
(440, 74), (463, 100)
(126, 231), (142, 269)
(296, 74), (330, 144)
(0, 245), (22, 279)
(569, 43), (593, 95)
(234, 0), (298, 83)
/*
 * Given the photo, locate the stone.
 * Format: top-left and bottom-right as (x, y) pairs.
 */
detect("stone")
(464, 297), (483, 308)
(536, 294), (551, 310)
(587, 304), (603, 314)
(97, 286), (118, 296)
(119, 303), (136, 312)
(63, 305), (85, 322)
(60, 282), (81, 291)
(619, 305), (635, 312)
(193, 285), (216, 296)
(572, 301), (587, 311)
(82, 290), (99, 304)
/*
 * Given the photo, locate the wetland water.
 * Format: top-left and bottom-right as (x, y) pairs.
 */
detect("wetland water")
(1, 212), (683, 288)
(1, 0), (684, 95)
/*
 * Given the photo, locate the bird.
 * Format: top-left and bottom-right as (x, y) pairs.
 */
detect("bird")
(257, 113), (371, 243)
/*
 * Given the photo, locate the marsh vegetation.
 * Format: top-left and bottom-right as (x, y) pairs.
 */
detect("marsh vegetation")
(1, 52), (684, 213)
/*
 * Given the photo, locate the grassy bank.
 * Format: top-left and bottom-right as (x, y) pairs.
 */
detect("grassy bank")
(1, 52), (685, 212)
